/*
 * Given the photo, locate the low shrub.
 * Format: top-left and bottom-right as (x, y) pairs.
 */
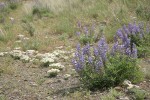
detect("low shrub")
(7, 0), (21, 10)
(136, 5), (150, 21)
(9, 3), (18, 10)
(101, 88), (124, 100)
(0, 15), (4, 23)
(72, 36), (143, 90)
(32, 6), (54, 18)
(22, 22), (35, 36)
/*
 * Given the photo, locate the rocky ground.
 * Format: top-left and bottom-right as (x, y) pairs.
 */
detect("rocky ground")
(0, 47), (80, 100)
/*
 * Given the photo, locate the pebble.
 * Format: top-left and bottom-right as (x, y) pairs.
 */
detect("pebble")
(17, 34), (25, 40)
(30, 82), (38, 87)
(118, 96), (129, 100)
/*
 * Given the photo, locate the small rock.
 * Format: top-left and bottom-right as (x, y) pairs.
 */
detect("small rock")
(30, 82), (38, 87)
(46, 96), (52, 100)
(53, 96), (57, 99)
(23, 37), (30, 40)
(143, 81), (146, 83)
(9, 17), (15, 23)
(17, 34), (25, 40)
(123, 80), (139, 89)
(118, 96), (129, 100)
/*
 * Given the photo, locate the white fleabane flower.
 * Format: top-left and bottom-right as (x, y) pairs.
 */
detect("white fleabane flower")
(10, 50), (22, 59)
(41, 57), (55, 66)
(0, 52), (4, 57)
(41, 57), (54, 63)
(64, 74), (71, 80)
(47, 68), (60, 77)
(49, 63), (64, 70)
(20, 55), (30, 63)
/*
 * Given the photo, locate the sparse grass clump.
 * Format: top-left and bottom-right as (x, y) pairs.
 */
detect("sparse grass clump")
(136, 5), (150, 21)
(22, 22), (35, 36)
(32, 6), (54, 18)
(101, 88), (124, 100)
(128, 88), (148, 100)
(0, 57), (14, 75)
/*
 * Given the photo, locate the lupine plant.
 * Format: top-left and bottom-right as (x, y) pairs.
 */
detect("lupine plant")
(76, 22), (101, 45)
(72, 35), (143, 90)
(114, 22), (150, 57)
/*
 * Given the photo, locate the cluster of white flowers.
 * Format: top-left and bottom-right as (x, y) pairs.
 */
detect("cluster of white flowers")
(10, 50), (22, 59)
(0, 52), (4, 57)
(20, 55), (30, 63)
(40, 57), (55, 65)
(0, 52), (9, 57)
(0, 46), (75, 79)
(47, 68), (60, 77)
(26, 50), (38, 57)
(49, 63), (64, 70)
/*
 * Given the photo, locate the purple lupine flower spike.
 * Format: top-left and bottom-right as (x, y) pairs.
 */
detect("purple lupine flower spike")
(95, 60), (103, 72)
(76, 43), (81, 52)
(83, 26), (89, 36)
(93, 47), (99, 56)
(82, 44), (90, 55)
(72, 59), (82, 72)
(131, 43), (137, 58)
(88, 56), (93, 64)
(76, 32), (81, 36)
(125, 48), (131, 56)
(111, 41), (119, 55)
(98, 36), (108, 63)
(123, 25), (130, 35)
(116, 29), (123, 39)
